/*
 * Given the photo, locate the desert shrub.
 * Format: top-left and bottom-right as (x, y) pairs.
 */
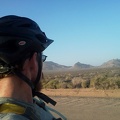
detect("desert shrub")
(41, 79), (49, 87)
(72, 77), (83, 88)
(91, 75), (120, 89)
(42, 79), (60, 89)
(81, 80), (90, 88)
(42, 68), (120, 89)
(94, 75), (109, 89)
(114, 77), (120, 88)
(59, 81), (73, 89)
(60, 82), (68, 89)
(65, 74), (73, 80)
(90, 78), (96, 88)
(67, 82), (74, 88)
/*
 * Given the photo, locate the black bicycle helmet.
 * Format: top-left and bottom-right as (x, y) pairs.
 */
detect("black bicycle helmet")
(0, 15), (53, 65)
(0, 15), (53, 91)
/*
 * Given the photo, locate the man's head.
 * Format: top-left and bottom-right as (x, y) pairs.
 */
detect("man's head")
(0, 15), (53, 92)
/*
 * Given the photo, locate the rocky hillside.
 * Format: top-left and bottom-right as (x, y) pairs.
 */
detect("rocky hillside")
(43, 61), (71, 70)
(43, 59), (120, 71)
(100, 59), (120, 68)
(72, 62), (93, 69)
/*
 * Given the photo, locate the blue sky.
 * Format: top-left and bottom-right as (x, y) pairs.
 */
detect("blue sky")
(1, 0), (120, 66)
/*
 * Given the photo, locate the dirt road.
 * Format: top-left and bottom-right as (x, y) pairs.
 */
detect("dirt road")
(42, 89), (120, 120)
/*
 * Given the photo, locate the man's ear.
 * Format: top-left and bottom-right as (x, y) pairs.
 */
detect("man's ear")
(29, 52), (38, 72)
(22, 52), (38, 80)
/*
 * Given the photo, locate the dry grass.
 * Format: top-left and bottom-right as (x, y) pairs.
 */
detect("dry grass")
(42, 88), (120, 98)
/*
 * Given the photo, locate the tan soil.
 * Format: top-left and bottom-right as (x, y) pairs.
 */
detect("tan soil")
(42, 89), (120, 120)
(42, 88), (120, 98)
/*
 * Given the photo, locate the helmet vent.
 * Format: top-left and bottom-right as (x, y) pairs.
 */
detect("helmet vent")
(18, 41), (26, 45)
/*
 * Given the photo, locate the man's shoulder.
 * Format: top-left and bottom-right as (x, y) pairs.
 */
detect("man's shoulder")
(0, 113), (29, 120)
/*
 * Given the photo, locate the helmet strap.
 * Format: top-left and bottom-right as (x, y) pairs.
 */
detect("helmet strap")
(12, 53), (42, 96)
(33, 53), (42, 92)
(13, 69), (34, 89)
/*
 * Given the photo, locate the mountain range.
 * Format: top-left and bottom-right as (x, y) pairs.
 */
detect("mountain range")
(43, 59), (120, 71)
